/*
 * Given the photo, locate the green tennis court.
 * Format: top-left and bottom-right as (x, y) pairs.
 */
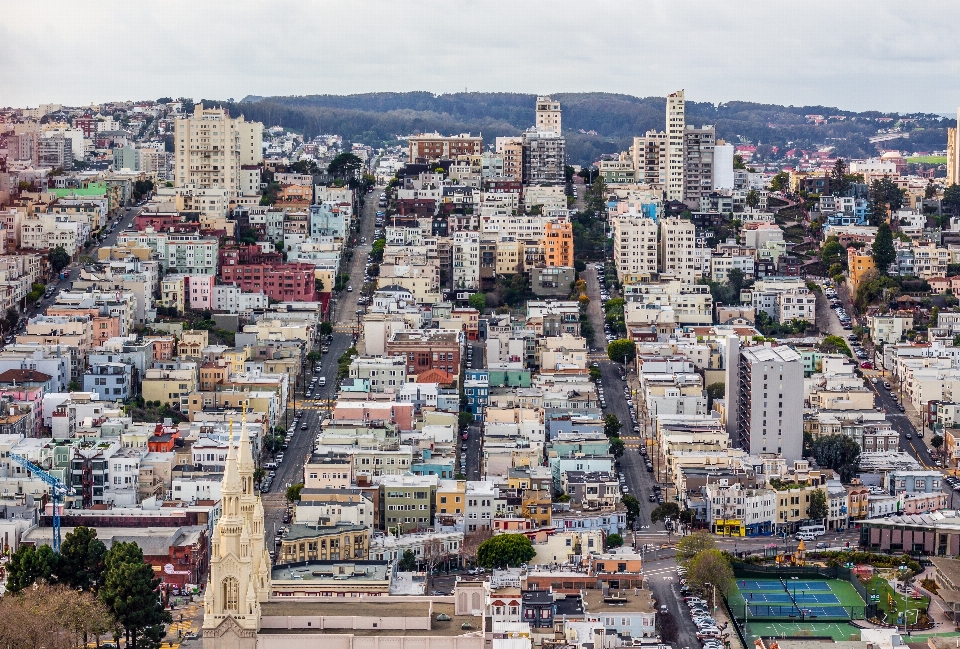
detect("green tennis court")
(728, 577), (867, 621)
(744, 621), (862, 643)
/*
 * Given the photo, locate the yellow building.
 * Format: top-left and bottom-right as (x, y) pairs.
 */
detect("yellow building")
(161, 275), (185, 313)
(221, 348), (249, 373)
(773, 482), (826, 530)
(521, 487), (552, 528)
(436, 480), (466, 517)
(848, 247), (876, 291)
(279, 523), (369, 563)
(142, 368), (197, 408)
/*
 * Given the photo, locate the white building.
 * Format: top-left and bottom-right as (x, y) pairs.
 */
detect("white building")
(659, 217), (699, 283)
(612, 214), (658, 283)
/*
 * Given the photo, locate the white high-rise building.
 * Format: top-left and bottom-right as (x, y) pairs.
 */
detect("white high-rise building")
(713, 141), (735, 190)
(725, 344), (803, 463)
(631, 131), (668, 191)
(948, 107), (960, 186)
(666, 90), (686, 202)
(659, 217), (699, 284)
(453, 231), (480, 291)
(536, 96), (562, 134)
(612, 214), (658, 283)
(174, 104), (263, 192)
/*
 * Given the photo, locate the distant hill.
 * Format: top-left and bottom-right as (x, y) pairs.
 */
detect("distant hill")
(200, 92), (953, 166)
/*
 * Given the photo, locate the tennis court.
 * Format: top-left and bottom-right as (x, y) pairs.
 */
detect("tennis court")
(744, 621), (861, 643)
(728, 577), (866, 621)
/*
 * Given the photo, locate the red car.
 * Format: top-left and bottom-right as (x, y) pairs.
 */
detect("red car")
(462, 433), (469, 440)
(860, 361), (873, 369)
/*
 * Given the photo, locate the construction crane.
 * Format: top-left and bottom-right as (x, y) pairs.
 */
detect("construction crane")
(9, 454), (71, 553)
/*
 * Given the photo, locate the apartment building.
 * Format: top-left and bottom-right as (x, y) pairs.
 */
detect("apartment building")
(453, 231), (480, 291)
(631, 131), (669, 190)
(173, 104), (263, 191)
(407, 133), (482, 163)
(666, 90), (686, 201)
(612, 214), (658, 283)
(220, 262), (319, 302)
(522, 129), (566, 185)
(683, 125), (716, 200)
(20, 214), (85, 256)
(536, 96), (562, 134)
(543, 218), (573, 268)
(727, 344), (804, 462)
(659, 217), (699, 283)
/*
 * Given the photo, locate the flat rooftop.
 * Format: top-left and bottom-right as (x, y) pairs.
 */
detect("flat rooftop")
(259, 601), (479, 637)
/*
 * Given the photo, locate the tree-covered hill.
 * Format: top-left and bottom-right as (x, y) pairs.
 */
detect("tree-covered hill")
(195, 92), (953, 166)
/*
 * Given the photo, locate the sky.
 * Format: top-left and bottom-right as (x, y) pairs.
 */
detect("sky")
(3, 0), (960, 114)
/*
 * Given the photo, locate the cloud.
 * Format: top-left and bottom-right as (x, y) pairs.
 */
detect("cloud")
(2, 0), (959, 113)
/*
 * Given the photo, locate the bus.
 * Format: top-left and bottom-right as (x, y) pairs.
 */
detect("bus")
(798, 524), (826, 537)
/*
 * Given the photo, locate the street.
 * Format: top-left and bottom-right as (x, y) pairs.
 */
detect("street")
(261, 186), (382, 541)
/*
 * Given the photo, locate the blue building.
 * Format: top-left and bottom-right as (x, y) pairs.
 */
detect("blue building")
(82, 362), (133, 401)
(464, 370), (489, 421)
(309, 202), (349, 239)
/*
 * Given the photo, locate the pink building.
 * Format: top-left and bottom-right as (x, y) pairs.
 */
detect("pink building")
(145, 336), (175, 361)
(0, 385), (44, 436)
(186, 275), (214, 310)
(902, 492), (948, 515)
(332, 401), (414, 431)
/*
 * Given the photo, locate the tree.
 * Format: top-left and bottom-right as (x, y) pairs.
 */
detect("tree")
(459, 528), (493, 566)
(733, 154), (746, 170)
(4, 307), (18, 333)
(58, 526), (107, 592)
(872, 223), (895, 276)
(603, 413), (622, 438)
(421, 538), (450, 586)
(676, 530), (716, 563)
(943, 184), (960, 217)
(622, 494), (641, 527)
(605, 533), (623, 549)
(476, 533), (536, 569)
(397, 549), (417, 572)
(327, 153), (364, 183)
(726, 267), (748, 297)
(468, 293), (486, 311)
(607, 338), (636, 364)
(821, 240), (847, 269)
(706, 382), (724, 410)
(48, 246), (71, 275)
(808, 489), (828, 522)
(608, 437), (625, 459)
(307, 351), (321, 365)
(686, 549), (734, 609)
(809, 434), (861, 482)
(100, 542), (171, 649)
(5, 543), (58, 593)
(770, 172), (790, 193)
(650, 502), (680, 523)
(745, 190), (760, 209)
(0, 584), (114, 649)
(285, 483), (304, 503)
(820, 335), (852, 357)
(831, 158), (850, 196)
(932, 435), (945, 451)
(319, 321), (334, 336)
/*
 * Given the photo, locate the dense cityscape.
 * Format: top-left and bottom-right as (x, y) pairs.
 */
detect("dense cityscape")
(4, 77), (960, 649)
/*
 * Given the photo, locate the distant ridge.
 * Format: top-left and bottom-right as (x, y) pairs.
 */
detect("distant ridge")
(196, 92), (953, 165)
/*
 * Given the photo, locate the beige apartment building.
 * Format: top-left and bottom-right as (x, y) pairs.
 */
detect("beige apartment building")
(666, 90), (686, 201)
(173, 104), (263, 191)
(613, 214), (658, 283)
(659, 217), (699, 283)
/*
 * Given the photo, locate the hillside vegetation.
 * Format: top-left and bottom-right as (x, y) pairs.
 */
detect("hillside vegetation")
(192, 92), (953, 166)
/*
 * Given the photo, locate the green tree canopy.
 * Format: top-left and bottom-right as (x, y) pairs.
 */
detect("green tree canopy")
(603, 413), (622, 438)
(733, 154), (746, 170)
(327, 152), (364, 182)
(676, 530), (716, 563)
(831, 158), (850, 196)
(820, 335), (852, 357)
(745, 190), (760, 209)
(651, 502), (680, 523)
(706, 382), (724, 410)
(822, 240), (847, 269)
(808, 488), (829, 521)
(468, 293), (486, 311)
(686, 549), (734, 606)
(621, 494), (640, 527)
(476, 533), (536, 569)
(286, 483), (304, 503)
(398, 549), (417, 571)
(5, 543), (58, 593)
(59, 526), (107, 592)
(809, 434), (861, 482)
(943, 184), (960, 216)
(770, 172), (790, 192)
(605, 533), (623, 549)
(100, 541), (171, 649)
(872, 223), (896, 276)
(607, 338), (636, 364)
(48, 246), (71, 274)
(608, 437), (625, 459)
(319, 321), (334, 336)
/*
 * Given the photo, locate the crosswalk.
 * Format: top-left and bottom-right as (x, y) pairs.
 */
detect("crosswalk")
(620, 435), (643, 448)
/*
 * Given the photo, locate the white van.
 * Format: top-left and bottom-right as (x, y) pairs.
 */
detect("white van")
(796, 532), (817, 541)
(317, 377), (326, 387)
(799, 524), (826, 537)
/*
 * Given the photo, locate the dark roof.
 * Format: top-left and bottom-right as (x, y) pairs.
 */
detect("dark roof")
(0, 369), (53, 384)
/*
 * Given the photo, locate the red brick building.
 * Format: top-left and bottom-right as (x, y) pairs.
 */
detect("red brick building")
(220, 262), (319, 302)
(385, 329), (461, 377)
(407, 134), (482, 163)
(218, 243), (283, 269)
(397, 198), (437, 217)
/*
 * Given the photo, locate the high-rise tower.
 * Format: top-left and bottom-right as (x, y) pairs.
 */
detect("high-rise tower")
(666, 90), (686, 202)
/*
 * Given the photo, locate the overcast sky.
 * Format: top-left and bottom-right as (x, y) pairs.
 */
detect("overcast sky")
(4, 0), (959, 114)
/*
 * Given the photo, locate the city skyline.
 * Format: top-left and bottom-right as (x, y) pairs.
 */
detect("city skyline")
(4, 0), (960, 113)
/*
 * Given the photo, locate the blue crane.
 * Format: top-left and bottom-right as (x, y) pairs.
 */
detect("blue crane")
(9, 454), (71, 553)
